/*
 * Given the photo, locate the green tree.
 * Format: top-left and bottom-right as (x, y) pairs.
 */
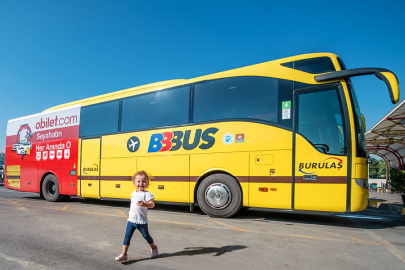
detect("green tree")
(368, 158), (386, 179)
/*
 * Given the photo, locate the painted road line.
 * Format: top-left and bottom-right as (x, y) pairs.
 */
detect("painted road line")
(203, 218), (248, 232)
(364, 229), (405, 263)
(61, 204), (70, 211)
(115, 209), (129, 218)
(296, 225), (387, 246)
(149, 219), (222, 230)
(0, 201), (71, 211)
(9, 199), (24, 204)
(0, 252), (51, 269)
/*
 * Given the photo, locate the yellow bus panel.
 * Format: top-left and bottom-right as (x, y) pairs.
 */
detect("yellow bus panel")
(355, 163), (368, 179)
(80, 139), (101, 198)
(350, 179), (368, 212)
(137, 155), (190, 203)
(249, 150), (292, 209)
(249, 183), (292, 209)
(100, 157), (137, 199)
(294, 184), (346, 212)
(80, 180), (100, 198)
(6, 165), (21, 189)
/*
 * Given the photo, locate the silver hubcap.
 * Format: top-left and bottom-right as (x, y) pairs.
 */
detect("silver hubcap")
(205, 183), (231, 209)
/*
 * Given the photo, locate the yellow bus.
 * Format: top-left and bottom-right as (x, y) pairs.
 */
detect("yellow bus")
(5, 53), (400, 217)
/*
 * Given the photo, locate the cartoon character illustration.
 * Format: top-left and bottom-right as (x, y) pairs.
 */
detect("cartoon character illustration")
(12, 124), (34, 160)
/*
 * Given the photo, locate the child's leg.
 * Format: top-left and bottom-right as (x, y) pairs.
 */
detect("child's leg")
(137, 224), (156, 249)
(138, 224), (158, 258)
(122, 222), (137, 254)
(122, 245), (129, 255)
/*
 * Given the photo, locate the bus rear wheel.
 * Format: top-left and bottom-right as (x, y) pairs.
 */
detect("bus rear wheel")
(42, 174), (65, 202)
(197, 174), (242, 218)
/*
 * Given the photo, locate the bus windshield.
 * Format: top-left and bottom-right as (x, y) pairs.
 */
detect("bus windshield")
(347, 80), (367, 158)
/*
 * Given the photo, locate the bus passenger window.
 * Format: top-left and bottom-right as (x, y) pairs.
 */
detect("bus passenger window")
(79, 101), (120, 137)
(193, 77), (279, 124)
(121, 85), (190, 131)
(298, 89), (346, 155)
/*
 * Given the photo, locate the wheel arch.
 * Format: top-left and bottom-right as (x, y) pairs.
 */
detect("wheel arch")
(193, 169), (243, 204)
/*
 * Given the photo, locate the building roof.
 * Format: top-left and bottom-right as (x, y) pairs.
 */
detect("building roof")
(365, 99), (405, 170)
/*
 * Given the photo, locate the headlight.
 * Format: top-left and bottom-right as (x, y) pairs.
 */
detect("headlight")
(355, 179), (368, 189)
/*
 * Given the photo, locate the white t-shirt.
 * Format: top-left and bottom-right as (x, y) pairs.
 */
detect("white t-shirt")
(127, 190), (154, 224)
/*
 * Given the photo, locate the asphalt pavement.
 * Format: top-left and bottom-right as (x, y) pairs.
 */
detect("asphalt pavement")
(0, 184), (404, 270)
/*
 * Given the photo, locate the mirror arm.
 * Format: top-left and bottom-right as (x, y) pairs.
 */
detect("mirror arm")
(315, 68), (399, 104)
(314, 68), (398, 82)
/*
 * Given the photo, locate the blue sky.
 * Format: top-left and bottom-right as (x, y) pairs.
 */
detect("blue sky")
(1, 0), (404, 151)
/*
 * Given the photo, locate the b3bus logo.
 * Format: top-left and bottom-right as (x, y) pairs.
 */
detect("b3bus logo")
(299, 157), (343, 174)
(83, 164), (99, 174)
(148, 128), (219, 152)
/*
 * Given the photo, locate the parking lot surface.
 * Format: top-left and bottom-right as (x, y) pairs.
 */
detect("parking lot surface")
(1, 185), (404, 270)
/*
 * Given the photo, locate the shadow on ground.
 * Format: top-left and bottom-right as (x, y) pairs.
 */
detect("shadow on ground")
(122, 245), (247, 265)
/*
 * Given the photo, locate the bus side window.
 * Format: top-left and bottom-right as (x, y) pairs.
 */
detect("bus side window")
(193, 76), (282, 125)
(121, 85), (190, 132)
(79, 101), (120, 137)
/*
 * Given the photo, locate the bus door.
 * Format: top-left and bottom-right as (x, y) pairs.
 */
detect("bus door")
(293, 85), (349, 212)
(80, 138), (101, 198)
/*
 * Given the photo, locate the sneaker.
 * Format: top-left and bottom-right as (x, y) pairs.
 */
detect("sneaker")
(151, 247), (159, 259)
(115, 254), (128, 262)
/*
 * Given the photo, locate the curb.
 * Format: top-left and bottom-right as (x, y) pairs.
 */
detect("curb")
(369, 199), (405, 216)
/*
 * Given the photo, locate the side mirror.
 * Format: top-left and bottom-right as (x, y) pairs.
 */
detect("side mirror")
(361, 114), (366, 133)
(375, 71), (400, 104)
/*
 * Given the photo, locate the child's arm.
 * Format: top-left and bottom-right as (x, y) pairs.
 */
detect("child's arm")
(137, 199), (155, 208)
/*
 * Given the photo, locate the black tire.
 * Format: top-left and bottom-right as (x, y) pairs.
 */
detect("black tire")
(42, 174), (65, 202)
(197, 174), (242, 218)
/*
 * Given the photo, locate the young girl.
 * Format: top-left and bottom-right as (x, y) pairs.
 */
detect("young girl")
(115, 170), (158, 261)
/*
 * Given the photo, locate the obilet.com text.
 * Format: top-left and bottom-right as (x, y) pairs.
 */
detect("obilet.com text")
(35, 115), (78, 130)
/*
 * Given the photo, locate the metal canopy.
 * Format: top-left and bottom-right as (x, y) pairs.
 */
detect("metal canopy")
(366, 99), (405, 171)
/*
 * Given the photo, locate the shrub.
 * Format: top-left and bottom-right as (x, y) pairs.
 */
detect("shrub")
(389, 170), (405, 193)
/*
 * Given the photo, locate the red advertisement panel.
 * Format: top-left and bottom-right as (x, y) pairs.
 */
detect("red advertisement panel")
(5, 105), (81, 195)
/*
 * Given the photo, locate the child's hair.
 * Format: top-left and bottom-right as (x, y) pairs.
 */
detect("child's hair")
(132, 170), (153, 188)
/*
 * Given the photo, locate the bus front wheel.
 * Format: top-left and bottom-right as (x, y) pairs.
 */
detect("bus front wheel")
(42, 174), (65, 202)
(197, 174), (242, 218)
